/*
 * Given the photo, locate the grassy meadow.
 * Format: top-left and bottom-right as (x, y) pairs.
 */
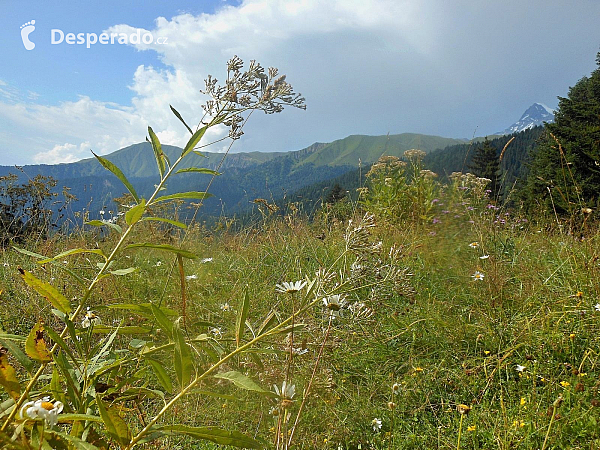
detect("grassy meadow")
(2, 168), (600, 449)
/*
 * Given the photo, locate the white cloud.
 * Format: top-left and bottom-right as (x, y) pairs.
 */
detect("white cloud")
(2, 0), (600, 165)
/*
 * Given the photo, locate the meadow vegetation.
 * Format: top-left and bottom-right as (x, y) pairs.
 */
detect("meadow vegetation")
(1, 54), (600, 449)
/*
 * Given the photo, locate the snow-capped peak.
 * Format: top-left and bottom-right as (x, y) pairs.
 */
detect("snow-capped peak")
(496, 103), (555, 135)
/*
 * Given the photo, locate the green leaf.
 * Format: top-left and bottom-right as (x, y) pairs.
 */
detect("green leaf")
(173, 319), (193, 388)
(140, 216), (187, 229)
(148, 127), (166, 178)
(125, 243), (197, 259)
(181, 125), (208, 158)
(18, 268), (71, 313)
(151, 303), (174, 334)
(54, 350), (81, 403)
(257, 311), (277, 336)
(44, 430), (100, 450)
(146, 358), (173, 393)
(125, 199), (146, 226)
(0, 349), (21, 400)
(37, 248), (106, 264)
(0, 338), (33, 374)
(175, 167), (221, 176)
(170, 105), (193, 134)
(85, 220), (123, 234)
(158, 424), (264, 449)
(25, 322), (52, 362)
(92, 151), (139, 203)
(58, 414), (103, 424)
(95, 395), (132, 446)
(109, 267), (138, 276)
(44, 326), (77, 366)
(87, 325), (150, 335)
(235, 288), (250, 347)
(12, 247), (87, 286)
(213, 371), (272, 395)
(152, 191), (213, 204)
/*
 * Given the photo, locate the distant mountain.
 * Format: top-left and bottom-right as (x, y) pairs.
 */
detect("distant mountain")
(0, 133), (464, 220)
(496, 103), (554, 135)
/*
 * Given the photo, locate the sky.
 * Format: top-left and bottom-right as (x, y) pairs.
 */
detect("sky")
(1, 0), (599, 166)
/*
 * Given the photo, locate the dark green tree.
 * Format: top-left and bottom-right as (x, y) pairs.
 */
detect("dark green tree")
(468, 137), (501, 199)
(522, 50), (600, 217)
(324, 183), (347, 204)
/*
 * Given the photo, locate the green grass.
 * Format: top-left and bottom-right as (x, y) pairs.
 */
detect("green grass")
(1, 199), (600, 449)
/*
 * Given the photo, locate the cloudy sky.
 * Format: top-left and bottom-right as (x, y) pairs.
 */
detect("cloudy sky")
(1, 0), (599, 166)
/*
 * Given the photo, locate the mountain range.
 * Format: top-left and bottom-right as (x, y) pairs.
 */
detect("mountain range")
(0, 104), (548, 221)
(495, 103), (554, 135)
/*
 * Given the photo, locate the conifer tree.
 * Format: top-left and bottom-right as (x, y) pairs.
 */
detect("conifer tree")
(468, 137), (501, 199)
(523, 50), (600, 216)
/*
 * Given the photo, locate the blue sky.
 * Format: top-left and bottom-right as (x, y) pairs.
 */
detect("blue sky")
(1, 0), (599, 165)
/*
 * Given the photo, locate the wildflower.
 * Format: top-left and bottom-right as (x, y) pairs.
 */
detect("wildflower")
(220, 303), (233, 312)
(82, 308), (101, 328)
(414, 367), (424, 373)
(468, 242), (479, 248)
(155, 261), (162, 267)
(185, 274), (198, 280)
(569, 333), (576, 339)
(432, 217), (441, 224)
(20, 397), (63, 427)
(2, 262), (9, 267)
(479, 255), (489, 259)
(323, 294), (346, 318)
(471, 271), (485, 281)
(99, 210), (105, 216)
(516, 364), (526, 372)
(513, 420), (525, 428)
(371, 417), (382, 432)
(520, 397), (526, 406)
(200, 257), (213, 263)
(484, 350), (490, 355)
(392, 383), (400, 394)
(560, 381), (570, 388)
(274, 380), (296, 405)
(595, 303), (600, 312)
(275, 280), (307, 294)
(292, 347), (309, 356)
(467, 425), (476, 432)
(209, 327), (222, 338)
(387, 401), (396, 410)
(456, 404), (471, 415)
(575, 291), (583, 298)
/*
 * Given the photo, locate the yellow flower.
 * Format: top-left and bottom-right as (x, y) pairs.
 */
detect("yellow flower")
(484, 350), (490, 355)
(467, 425), (476, 432)
(560, 381), (570, 388)
(414, 367), (424, 373)
(512, 420), (525, 428)
(575, 291), (584, 298)
(457, 404), (471, 415)
(520, 397), (526, 406)
(569, 333), (576, 339)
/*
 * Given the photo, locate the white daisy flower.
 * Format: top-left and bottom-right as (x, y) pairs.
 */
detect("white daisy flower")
(220, 303), (233, 312)
(20, 397), (64, 427)
(273, 380), (296, 400)
(185, 274), (198, 281)
(516, 364), (526, 372)
(468, 242), (479, 248)
(275, 280), (307, 294)
(82, 307), (101, 328)
(201, 258), (213, 263)
(471, 271), (485, 281)
(372, 418), (382, 432)
(479, 255), (490, 259)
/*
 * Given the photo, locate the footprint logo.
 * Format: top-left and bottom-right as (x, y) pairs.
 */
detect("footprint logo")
(20, 20), (36, 50)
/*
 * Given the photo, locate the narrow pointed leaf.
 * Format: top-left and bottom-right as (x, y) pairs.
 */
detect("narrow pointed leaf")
(182, 125), (208, 158)
(151, 303), (174, 334)
(146, 358), (173, 393)
(125, 243), (197, 259)
(152, 191), (213, 204)
(0, 338), (33, 374)
(0, 348), (21, 400)
(92, 151), (139, 202)
(175, 168), (221, 176)
(86, 220), (123, 234)
(148, 127), (166, 177)
(170, 105), (193, 134)
(158, 424), (264, 449)
(257, 311), (277, 336)
(235, 289), (250, 347)
(109, 267), (138, 276)
(173, 319), (193, 388)
(18, 268), (71, 313)
(140, 217), (187, 229)
(214, 371), (272, 395)
(37, 248), (106, 264)
(25, 322), (52, 362)
(95, 395), (132, 446)
(125, 199), (146, 225)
